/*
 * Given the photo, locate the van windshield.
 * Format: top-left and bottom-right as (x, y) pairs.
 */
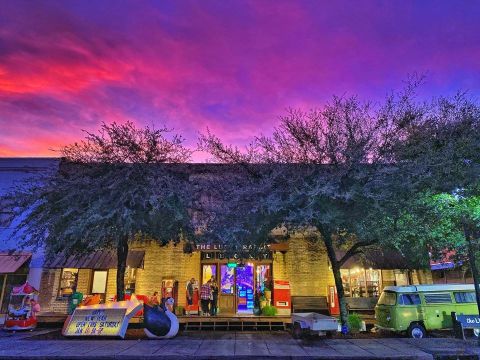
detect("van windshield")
(378, 291), (396, 305)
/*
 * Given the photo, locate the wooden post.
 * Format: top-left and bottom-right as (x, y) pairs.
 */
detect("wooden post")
(0, 275), (7, 311)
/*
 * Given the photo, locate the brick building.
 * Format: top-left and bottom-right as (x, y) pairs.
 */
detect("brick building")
(37, 236), (432, 315)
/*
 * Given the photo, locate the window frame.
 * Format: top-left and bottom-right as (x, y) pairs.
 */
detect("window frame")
(398, 293), (421, 306)
(453, 291), (476, 303)
(58, 268), (79, 298)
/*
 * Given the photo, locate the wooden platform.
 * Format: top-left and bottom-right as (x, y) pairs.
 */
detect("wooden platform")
(177, 315), (291, 331)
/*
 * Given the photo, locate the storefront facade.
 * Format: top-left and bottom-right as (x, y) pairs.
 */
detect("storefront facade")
(37, 236), (433, 316)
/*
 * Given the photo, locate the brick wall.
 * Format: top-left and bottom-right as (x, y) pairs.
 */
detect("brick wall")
(38, 239), (433, 312)
(104, 242), (201, 307)
(273, 236), (335, 297)
(76, 269), (91, 294)
(38, 269), (68, 313)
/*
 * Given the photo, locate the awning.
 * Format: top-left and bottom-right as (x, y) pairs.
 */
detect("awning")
(337, 248), (416, 270)
(44, 249), (145, 269)
(0, 253), (31, 273)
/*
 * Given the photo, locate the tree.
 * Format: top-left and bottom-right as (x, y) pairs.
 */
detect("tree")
(199, 84), (428, 328)
(427, 192), (480, 316)
(13, 121), (193, 300)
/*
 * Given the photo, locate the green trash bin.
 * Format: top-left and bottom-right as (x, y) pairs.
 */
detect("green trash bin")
(68, 292), (83, 314)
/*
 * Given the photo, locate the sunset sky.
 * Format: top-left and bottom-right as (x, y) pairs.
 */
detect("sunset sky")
(1, 0), (479, 160)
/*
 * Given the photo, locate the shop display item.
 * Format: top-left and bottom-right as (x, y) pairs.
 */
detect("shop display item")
(144, 297), (179, 339)
(4, 282), (40, 331)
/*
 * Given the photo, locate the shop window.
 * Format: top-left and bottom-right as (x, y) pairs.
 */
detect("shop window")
(220, 265), (235, 294)
(394, 270), (409, 286)
(202, 264), (216, 284)
(349, 268), (366, 297)
(256, 264), (271, 293)
(59, 268), (79, 297)
(398, 294), (421, 305)
(341, 268), (381, 297)
(91, 270), (108, 294)
(366, 269), (381, 297)
(454, 292), (476, 303)
(340, 269), (351, 297)
(124, 267), (137, 295)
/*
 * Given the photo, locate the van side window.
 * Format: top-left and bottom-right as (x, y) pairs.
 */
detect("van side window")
(454, 292), (476, 303)
(398, 294), (421, 305)
(424, 293), (452, 304)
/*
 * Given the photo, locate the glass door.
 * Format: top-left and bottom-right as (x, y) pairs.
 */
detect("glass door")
(236, 263), (254, 313)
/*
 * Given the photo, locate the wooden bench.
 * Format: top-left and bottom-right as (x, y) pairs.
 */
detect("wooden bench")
(292, 296), (329, 314)
(345, 297), (378, 314)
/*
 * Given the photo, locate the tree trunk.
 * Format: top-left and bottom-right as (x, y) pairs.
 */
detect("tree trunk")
(323, 235), (349, 328)
(116, 237), (129, 301)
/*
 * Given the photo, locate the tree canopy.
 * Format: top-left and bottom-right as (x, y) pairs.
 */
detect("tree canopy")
(13, 121), (193, 300)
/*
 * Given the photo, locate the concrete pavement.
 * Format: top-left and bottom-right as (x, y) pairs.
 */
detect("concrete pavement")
(0, 330), (478, 359)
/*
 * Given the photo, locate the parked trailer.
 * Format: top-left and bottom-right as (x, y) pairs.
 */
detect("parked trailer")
(291, 312), (339, 339)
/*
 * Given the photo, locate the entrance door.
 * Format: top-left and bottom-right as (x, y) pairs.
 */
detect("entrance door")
(236, 264), (254, 313)
(219, 265), (235, 314)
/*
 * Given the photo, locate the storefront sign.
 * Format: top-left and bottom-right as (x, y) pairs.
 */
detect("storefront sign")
(63, 297), (142, 339)
(195, 243), (287, 252)
(200, 251), (272, 261)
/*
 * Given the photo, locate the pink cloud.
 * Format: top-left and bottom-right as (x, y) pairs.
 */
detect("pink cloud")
(1, 0), (479, 158)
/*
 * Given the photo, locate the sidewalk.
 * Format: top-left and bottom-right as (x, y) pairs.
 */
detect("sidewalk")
(0, 330), (478, 359)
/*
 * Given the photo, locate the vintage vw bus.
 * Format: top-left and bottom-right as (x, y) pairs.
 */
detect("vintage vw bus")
(375, 284), (479, 338)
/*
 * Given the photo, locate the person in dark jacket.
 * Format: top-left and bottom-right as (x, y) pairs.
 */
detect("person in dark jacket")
(210, 277), (219, 316)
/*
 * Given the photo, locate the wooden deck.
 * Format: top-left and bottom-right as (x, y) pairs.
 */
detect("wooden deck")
(177, 315), (291, 331)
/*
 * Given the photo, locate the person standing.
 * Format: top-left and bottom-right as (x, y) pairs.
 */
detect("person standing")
(200, 279), (212, 316)
(186, 278), (195, 306)
(210, 277), (219, 316)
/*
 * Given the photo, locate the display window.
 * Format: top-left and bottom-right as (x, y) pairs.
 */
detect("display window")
(59, 268), (79, 297)
(366, 269), (381, 297)
(394, 270), (409, 286)
(202, 264), (216, 284)
(341, 268), (382, 298)
(220, 265), (235, 294)
(124, 266), (137, 295)
(256, 264), (271, 293)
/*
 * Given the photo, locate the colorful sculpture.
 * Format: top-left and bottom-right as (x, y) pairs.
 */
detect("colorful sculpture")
(144, 297), (179, 339)
(4, 282), (40, 331)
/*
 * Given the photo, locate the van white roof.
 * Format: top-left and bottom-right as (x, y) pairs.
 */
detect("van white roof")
(384, 284), (475, 293)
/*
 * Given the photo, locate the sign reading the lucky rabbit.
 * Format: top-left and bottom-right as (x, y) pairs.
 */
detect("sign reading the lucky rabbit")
(63, 296), (142, 339)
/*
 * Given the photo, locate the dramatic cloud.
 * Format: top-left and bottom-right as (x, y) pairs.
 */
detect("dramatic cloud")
(1, 0), (479, 159)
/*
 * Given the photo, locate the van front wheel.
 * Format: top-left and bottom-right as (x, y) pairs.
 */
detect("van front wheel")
(407, 323), (426, 339)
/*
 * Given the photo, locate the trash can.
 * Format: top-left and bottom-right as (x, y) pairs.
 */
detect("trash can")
(68, 292), (83, 314)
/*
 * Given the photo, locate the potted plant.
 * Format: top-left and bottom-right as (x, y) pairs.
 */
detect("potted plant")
(261, 305), (277, 316)
(347, 313), (364, 334)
